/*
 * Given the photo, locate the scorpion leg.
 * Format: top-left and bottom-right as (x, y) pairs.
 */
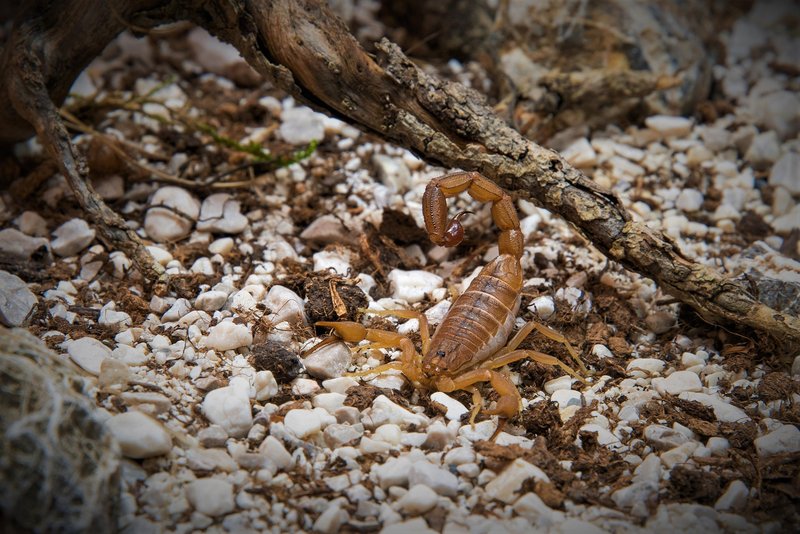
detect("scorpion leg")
(311, 321), (425, 383)
(436, 368), (522, 421)
(361, 309), (431, 354)
(481, 348), (588, 384)
(495, 320), (589, 375)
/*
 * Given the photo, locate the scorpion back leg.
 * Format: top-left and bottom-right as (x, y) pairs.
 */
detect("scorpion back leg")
(495, 320), (590, 375)
(423, 171), (524, 258)
(436, 369), (522, 420)
(361, 309), (431, 354)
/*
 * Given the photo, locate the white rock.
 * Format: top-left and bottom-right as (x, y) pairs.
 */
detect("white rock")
(51, 218), (95, 256)
(202, 376), (253, 438)
(0, 228), (50, 261)
(714, 480), (749, 511)
(196, 193), (248, 234)
(185, 478), (235, 517)
(0, 271), (37, 326)
(15, 211), (48, 236)
(772, 204), (800, 233)
(362, 395), (429, 429)
(388, 269), (443, 303)
(745, 131), (781, 167)
(313, 392), (347, 413)
(205, 321), (252, 351)
(208, 237), (234, 255)
(373, 423), (403, 445)
(195, 290), (228, 312)
(544, 375), (573, 395)
(652, 370), (702, 396)
(485, 458), (550, 503)
(678, 392), (750, 423)
(397, 484), (438, 515)
(792, 355), (800, 377)
(190, 257), (214, 275)
(279, 106), (325, 145)
(259, 435), (293, 470)
(373, 154), (411, 192)
(754, 424), (800, 457)
(264, 285), (306, 325)
(645, 115), (693, 137)
(644, 424), (691, 450)
(284, 409), (322, 438)
(145, 246), (173, 265)
(292, 378), (321, 396)
(551, 389), (582, 409)
(706, 436), (730, 456)
(458, 420), (497, 441)
(106, 411), (172, 459)
(303, 342), (351, 380)
(381, 517), (435, 534)
(444, 447), (476, 466)
(561, 138), (597, 168)
(626, 358), (665, 377)
(514, 492), (562, 527)
(300, 215), (356, 246)
(323, 423), (363, 448)
(162, 298), (191, 322)
(579, 423), (621, 449)
(675, 189), (704, 212)
(98, 301), (132, 328)
(312, 505), (349, 534)
(372, 456), (412, 489)
(145, 187), (200, 242)
(769, 151), (800, 194)
(323, 376), (359, 394)
(313, 249), (352, 275)
(408, 461), (458, 496)
(254, 370), (279, 401)
(528, 296), (555, 319)
(430, 392), (468, 421)
(66, 336), (112, 375)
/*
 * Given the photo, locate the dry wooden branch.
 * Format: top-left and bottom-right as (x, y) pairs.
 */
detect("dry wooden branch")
(1, 0), (797, 353)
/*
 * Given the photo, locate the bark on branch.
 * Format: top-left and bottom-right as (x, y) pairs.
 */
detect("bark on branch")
(1, 0), (798, 354)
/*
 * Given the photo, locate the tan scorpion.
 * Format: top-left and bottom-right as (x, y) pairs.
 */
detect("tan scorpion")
(307, 172), (588, 436)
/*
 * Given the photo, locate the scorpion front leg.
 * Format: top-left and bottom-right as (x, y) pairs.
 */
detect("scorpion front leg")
(423, 171), (524, 259)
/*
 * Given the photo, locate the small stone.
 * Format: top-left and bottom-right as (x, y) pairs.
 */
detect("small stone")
(92, 174), (125, 200)
(205, 321), (252, 351)
(146, 246), (173, 266)
(645, 311), (675, 334)
(769, 152), (800, 195)
(66, 336), (112, 375)
(292, 378), (321, 396)
(0, 271), (37, 326)
(323, 376), (359, 394)
(98, 358), (131, 390)
(196, 193), (248, 234)
(408, 461), (458, 496)
(485, 458), (550, 504)
(198, 425), (228, 448)
(0, 228), (50, 262)
(643, 424), (691, 450)
(388, 269), (443, 303)
(313, 392), (347, 413)
(264, 285), (306, 325)
(254, 370), (279, 401)
(201, 376), (253, 438)
(362, 395), (429, 429)
(645, 115), (693, 137)
(279, 106), (325, 145)
(162, 298), (191, 322)
(372, 456), (412, 489)
(652, 370), (703, 396)
(144, 186), (200, 242)
(300, 215), (357, 246)
(544, 375), (573, 395)
(51, 218), (95, 256)
(550, 389), (581, 409)
(208, 237), (234, 255)
(284, 409), (322, 438)
(754, 424), (800, 457)
(185, 478), (235, 517)
(190, 257), (214, 275)
(186, 448), (237, 472)
(792, 355), (800, 377)
(513, 492), (561, 527)
(430, 392), (468, 421)
(195, 290), (228, 312)
(373, 154), (411, 192)
(397, 484), (438, 515)
(745, 131), (781, 168)
(98, 301), (132, 328)
(626, 358), (665, 377)
(675, 189), (704, 212)
(381, 518), (435, 534)
(715, 480), (749, 511)
(561, 138), (597, 168)
(528, 296), (555, 319)
(323, 423), (363, 448)
(259, 435), (293, 470)
(106, 411), (172, 459)
(686, 145), (713, 167)
(312, 505), (349, 534)
(312, 249), (352, 275)
(14, 211), (48, 236)
(679, 392), (750, 423)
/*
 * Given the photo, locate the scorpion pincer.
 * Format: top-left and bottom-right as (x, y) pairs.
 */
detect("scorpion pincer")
(306, 171), (588, 437)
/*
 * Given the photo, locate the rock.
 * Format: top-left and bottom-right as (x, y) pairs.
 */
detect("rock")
(645, 311), (675, 334)
(381, 518), (436, 534)
(626, 358), (666, 377)
(408, 461), (458, 496)
(185, 478), (235, 517)
(312, 392), (346, 413)
(652, 371), (702, 396)
(323, 376), (359, 394)
(675, 189), (704, 212)
(550, 389), (582, 409)
(714, 480), (749, 511)
(643, 424), (691, 450)
(430, 392), (468, 421)
(259, 436), (293, 470)
(513, 492), (561, 527)
(186, 448), (237, 472)
(397, 484), (438, 515)
(748, 90), (800, 140)
(543, 375), (573, 395)
(312, 249), (352, 276)
(312, 505), (349, 534)
(198, 425), (228, 448)
(769, 152), (800, 195)
(98, 302), (132, 329)
(51, 219), (95, 257)
(678, 392), (750, 423)
(195, 290), (228, 312)
(561, 138), (597, 168)
(254, 370), (279, 401)
(528, 296), (555, 319)
(754, 424), (800, 457)
(196, 193), (248, 234)
(744, 130), (781, 168)
(205, 321), (252, 351)
(372, 154), (412, 192)
(162, 298), (191, 322)
(201, 376), (253, 438)
(105, 411), (172, 459)
(0, 271), (37, 326)
(144, 187), (200, 242)
(373, 456), (412, 489)
(264, 285), (306, 325)
(92, 174), (125, 200)
(284, 409), (322, 438)
(793, 355), (800, 377)
(388, 269), (444, 304)
(292, 378), (321, 396)
(362, 395), (430, 429)
(15, 211), (48, 236)
(303, 343), (352, 380)
(208, 237), (234, 255)
(66, 337), (112, 376)
(0, 228), (50, 262)
(443, 447), (476, 466)
(279, 106), (325, 145)
(323, 423), (363, 448)
(485, 458), (550, 503)
(645, 115), (693, 137)
(300, 215), (357, 246)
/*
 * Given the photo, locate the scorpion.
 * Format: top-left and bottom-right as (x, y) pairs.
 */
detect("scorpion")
(307, 172), (588, 436)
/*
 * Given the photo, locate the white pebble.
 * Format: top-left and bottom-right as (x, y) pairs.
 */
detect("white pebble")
(264, 285), (306, 325)
(626, 358), (665, 377)
(754, 424), (800, 457)
(430, 392), (468, 421)
(105, 411), (172, 459)
(254, 370), (279, 401)
(259, 435), (293, 470)
(65, 336), (111, 375)
(714, 480), (749, 511)
(388, 269), (443, 303)
(284, 409), (322, 438)
(679, 392), (750, 423)
(292, 378), (320, 396)
(550, 389), (582, 409)
(652, 370), (702, 396)
(185, 478), (235, 517)
(675, 189), (704, 212)
(313, 249), (352, 275)
(205, 321), (252, 350)
(485, 458), (550, 503)
(313, 392), (347, 413)
(51, 218), (95, 256)
(208, 237), (234, 255)
(14, 211), (48, 237)
(197, 193), (248, 234)
(561, 138), (597, 168)
(645, 115), (693, 137)
(528, 296), (555, 319)
(408, 461), (458, 496)
(312, 505), (349, 534)
(303, 342), (352, 379)
(0, 271), (37, 327)
(397, 484), (438, 515)
(323, 376), (359, 394)
(279, 106), (325, 145)
(195, 290), (228, 312)
(144, 186), (200, 242)
(769, 152), (800, 194)
(544, 375), (573, 395)
(201, 376), (253, 438)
